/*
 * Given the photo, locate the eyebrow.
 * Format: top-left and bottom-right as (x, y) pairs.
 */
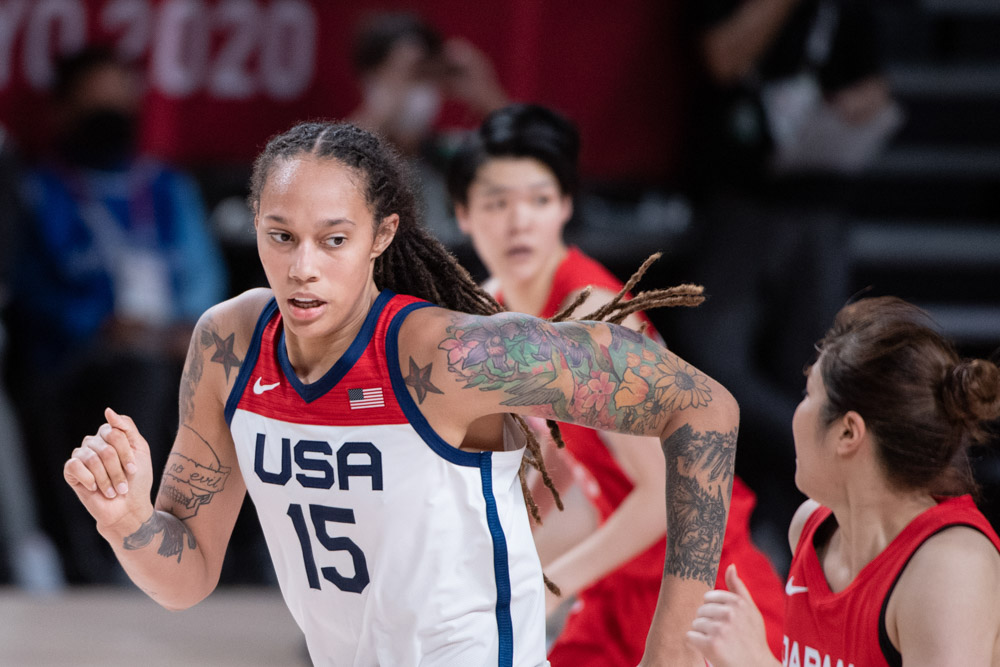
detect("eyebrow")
(263, 214), (357, 227)
(475, 179), (558, 196)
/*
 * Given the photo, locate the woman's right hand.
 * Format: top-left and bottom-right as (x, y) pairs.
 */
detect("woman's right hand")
(64, 407), (155, 535)
(686, 564), (781, 667)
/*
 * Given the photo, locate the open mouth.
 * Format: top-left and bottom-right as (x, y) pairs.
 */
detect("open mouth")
(289, 298), (323, 309)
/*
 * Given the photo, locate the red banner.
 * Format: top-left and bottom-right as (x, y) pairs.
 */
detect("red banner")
(0, 0), (687, 184)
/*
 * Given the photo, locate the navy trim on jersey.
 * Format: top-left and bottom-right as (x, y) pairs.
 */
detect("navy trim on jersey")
(385, 301), (482, 467)
(225, 298), (279, 426)
(278, 289), (395, 404)
(388, 301), (516, 664)
(481, 455), (514, 667)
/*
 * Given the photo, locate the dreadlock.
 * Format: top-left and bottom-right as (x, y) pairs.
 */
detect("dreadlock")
(249, 121), (705, 596)
(541, 252), (705, 469)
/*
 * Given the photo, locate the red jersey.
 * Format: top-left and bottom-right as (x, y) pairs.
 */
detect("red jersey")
(514, 247), (785, 663)
(783, 495), (1000, 667)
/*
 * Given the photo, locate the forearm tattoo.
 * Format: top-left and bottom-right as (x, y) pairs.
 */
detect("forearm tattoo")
(123, 511), (197, 563)
(128, 425), (230, 562)
(663, 424), (738, 585)
(439, 314), (713, 433)
(158, 425), (231, 521)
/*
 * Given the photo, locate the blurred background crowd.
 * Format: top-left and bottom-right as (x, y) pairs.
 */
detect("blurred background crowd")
(0, 0), (997, 596)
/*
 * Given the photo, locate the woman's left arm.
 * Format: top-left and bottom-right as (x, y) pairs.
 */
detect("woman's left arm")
(891, 526), (1000, 667)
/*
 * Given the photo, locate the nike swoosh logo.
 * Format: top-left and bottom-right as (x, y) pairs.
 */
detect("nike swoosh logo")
(785, 576), (808, 596)
(253, 377), (280, 395)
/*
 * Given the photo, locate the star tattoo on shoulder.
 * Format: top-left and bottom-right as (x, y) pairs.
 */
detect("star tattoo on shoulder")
(210, 332), (241, 381)
(404, 358), (444, 404)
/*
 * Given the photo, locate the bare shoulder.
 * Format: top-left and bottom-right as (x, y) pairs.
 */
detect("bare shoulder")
(195, 288), (273, 353)
(396, 306), (570, 367)
(903, 524), (1000, 584)
(887, 523), (1000, 665)
(201, 288), (274, 334)
(179, 288), (274, 420)
(394, 304), (456, 359)
(788, 499), (823, 554)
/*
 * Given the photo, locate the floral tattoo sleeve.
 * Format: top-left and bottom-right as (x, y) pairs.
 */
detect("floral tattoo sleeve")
(440, 312), (736, 585)
(439, 313), (712, 433)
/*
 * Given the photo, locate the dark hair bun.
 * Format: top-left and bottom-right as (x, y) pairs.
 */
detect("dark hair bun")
(942, 359), (1000, 424)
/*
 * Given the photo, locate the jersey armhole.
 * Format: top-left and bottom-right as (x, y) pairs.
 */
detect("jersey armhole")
(791, 502), (830, 555)
(384, 302), (484, 468)
(877, 522), (993, 667)
(224, 298), (278, 425)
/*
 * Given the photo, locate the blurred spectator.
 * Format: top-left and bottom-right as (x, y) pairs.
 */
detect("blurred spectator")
(666, 0), (901, 571)
(6, 47), (226, 583)
(689, 0), (900, 189)
(347, 11), (509, 247)
(0, 123), (64, 591)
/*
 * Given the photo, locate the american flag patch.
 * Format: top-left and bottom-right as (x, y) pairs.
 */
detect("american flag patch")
(348, 387), (384, 409)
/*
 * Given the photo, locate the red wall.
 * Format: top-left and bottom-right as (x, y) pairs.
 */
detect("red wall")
(0, 0), (689, 185)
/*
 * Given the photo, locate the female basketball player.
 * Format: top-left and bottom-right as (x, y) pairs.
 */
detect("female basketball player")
(447, 104), (784, 667)
(687, 296), (1000, 666)
(63, 121), (737, 666)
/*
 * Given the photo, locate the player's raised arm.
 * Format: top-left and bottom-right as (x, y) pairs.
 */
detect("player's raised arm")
(402, 307), (739, 666)
(64, 299), (255, 609)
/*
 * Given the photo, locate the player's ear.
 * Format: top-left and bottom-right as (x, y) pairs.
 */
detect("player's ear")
(454, 203), (471, 235)
(558, 194), (573, 231)
(372, 214), (399, 258)
(835, 410), (866, 457)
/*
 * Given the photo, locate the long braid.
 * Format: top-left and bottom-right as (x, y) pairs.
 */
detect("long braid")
(590, 252), (663, 318)
(585, 285), (706, 325)
(550, 286), (593, 323)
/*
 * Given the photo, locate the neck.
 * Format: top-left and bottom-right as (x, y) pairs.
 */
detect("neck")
(824, 482), (936, 588)
(496, 245), (568, 317)
(283, 283), (381, 384)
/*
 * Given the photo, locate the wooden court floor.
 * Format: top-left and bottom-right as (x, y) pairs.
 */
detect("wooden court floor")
(0, 586), (309, 666)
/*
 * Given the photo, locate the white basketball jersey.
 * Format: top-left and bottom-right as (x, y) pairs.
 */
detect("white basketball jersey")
(225, 291), (548, 666)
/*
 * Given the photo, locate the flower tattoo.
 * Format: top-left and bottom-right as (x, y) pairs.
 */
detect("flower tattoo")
(439, 313), (715, 435)
(654, 357), (712, 410)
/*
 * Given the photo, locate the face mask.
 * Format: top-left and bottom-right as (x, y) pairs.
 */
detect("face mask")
(390, 83), (442, 138)
(58, 108), (137, 169)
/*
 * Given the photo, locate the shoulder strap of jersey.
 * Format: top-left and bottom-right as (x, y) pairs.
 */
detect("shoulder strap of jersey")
(224, 297), (279, 424)
(878, 495), (1000, 666)
(793, 503), (833, 558)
